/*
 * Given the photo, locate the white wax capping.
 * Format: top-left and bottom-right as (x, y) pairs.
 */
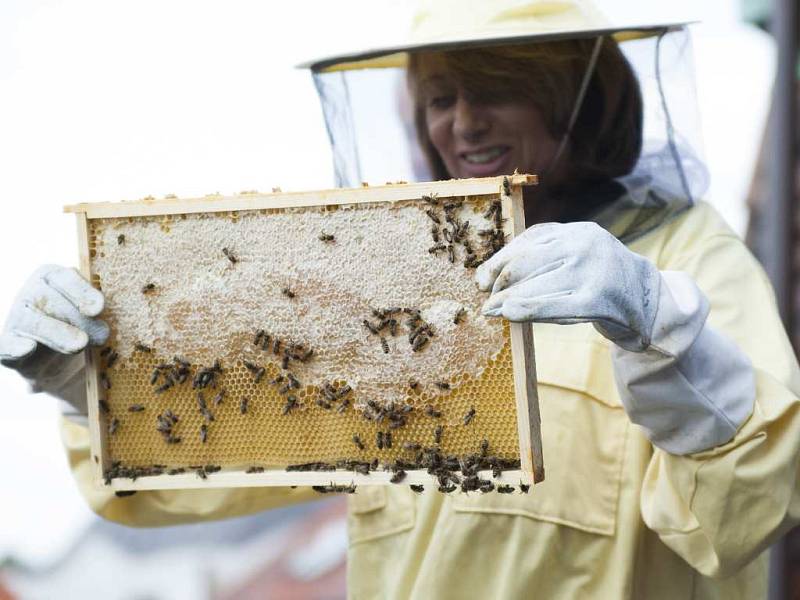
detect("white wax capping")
(93, 200), (504, 408)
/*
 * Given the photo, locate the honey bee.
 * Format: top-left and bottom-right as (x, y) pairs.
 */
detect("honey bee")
(99, 399), (110, 413)
(253, 330), (265, 346)
(431, 225), (440, 243)
(246, 466), (265, 473)
(438, 482), (457, 493)
(479, 480), (495, 493)
(380, 336), (389, 354)
(353, 435), (365, 450)
(282, 395), (298, 415)
(480, 439), (489, 456)
(376, 431), (384, 450)
(409, 379), (419, 391)
(141, 283), (156, 294)
(428, 243), (447, 254)
(316, 398), (332, 409)
(434, 381), (450, 390)
(403, 442), (421, 451)
(282, 287), (295, 299)
(463, 254), (480, 269)
(337, 399), (350, 413)
(318, 232), (335, 242)
(410, 484), (424, 493)
(200, 424), (208, 443)
(254, 367), (266, 384)
(108, 417), (120, 436)
(422, 193), (438, 205)
(222, 247), (238, 264)
(363, 319), (378, 335)
(243, 360), (260, 373)
(434, 425), (444, 444)
(281, 355), (290, 370)
(502, 176), (511, 196)
(412, 335), (429, 352)
(106, 351), (119, 369)
(497, 485), (514, 494)
(99, 372), (111, 390)
(425, 209), (440, 224)
(462, 407), (476, 426)
(117, 234), (125, 245)
(213, 390), (225, 406)
(388, 319), (398, 337)
(196, 392), (207, 412)
(100, 347), (112, 357)
(135, 342), (152, 353)
(128, 404), (145, 413)
(240, 397), (249, 414)
(287, 373), (301, 389)
(519, 482), (531, 494)
(453, 308), (466, 325)
(424, 405), (442, 418)
(385, 432), (393, 448)
(443, 199), (462, 212)
(390, 470), (407, 484)
(447, 244), (455, 263)
(483, 200), (500, 219)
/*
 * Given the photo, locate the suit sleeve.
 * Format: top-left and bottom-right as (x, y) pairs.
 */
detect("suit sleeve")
(638, 231), (800, 577)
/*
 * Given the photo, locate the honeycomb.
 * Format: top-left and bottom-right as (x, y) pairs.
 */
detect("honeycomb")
(85, 192), (522, 479)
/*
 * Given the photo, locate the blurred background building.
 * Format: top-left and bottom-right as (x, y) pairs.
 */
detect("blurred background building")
(0, 0), (797, 598)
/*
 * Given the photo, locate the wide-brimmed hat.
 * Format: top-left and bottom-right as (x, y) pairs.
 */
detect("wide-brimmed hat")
(299, 0), (690, 72)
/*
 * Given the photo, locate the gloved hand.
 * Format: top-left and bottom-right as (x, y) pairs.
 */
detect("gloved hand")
(475, 221), (662, 352)
(0, 265), (108, 415)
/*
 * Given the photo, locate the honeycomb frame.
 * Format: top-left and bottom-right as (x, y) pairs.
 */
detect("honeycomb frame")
(64, 175), (543, 492)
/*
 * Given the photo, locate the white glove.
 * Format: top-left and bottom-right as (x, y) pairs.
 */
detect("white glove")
(1, 265), (108, 417)
(476, 222), (661, 351)
(475, 222), (755, 455)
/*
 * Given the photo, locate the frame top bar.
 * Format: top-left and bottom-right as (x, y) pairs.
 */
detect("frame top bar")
(64, 174), (537, 219)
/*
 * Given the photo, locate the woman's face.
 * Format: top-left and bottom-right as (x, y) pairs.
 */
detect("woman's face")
(417, 54), (562, 180)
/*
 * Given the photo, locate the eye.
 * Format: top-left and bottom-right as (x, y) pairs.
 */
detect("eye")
(427, 95), (455, 110)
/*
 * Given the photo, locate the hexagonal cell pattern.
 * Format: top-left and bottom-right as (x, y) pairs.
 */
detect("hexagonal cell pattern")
(88, 194), (521, 473)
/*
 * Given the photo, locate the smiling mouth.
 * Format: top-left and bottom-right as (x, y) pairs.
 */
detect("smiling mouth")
(461, 146), (509, 164)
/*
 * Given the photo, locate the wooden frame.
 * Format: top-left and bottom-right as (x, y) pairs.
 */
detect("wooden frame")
(65, 174), (543, 491)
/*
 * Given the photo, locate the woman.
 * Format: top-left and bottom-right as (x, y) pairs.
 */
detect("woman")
(3, 1), (799, 598)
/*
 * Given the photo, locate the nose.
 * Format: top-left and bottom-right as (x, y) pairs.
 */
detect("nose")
(452, 94), (490, 143)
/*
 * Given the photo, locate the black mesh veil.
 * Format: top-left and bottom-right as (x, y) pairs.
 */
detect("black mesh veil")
(311, 26), (707, 243)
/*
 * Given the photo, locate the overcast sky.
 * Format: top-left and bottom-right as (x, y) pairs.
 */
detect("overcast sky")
(0, 0), (775, 566)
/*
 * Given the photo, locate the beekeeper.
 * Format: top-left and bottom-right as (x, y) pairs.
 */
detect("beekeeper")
(2, 1), (799, 598)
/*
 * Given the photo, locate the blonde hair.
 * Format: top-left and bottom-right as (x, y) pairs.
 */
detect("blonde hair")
(407, 37), (643, 185)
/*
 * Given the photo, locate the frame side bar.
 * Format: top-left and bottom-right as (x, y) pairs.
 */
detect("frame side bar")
(503, 181), (544, 484)
(74, 212), (107, 486)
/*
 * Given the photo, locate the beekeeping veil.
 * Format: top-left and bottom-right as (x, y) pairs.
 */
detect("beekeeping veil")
(298, 0), (707, 243)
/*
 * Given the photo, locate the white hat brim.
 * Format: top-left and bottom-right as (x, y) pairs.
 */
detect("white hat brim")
(298, 21), (692, 72)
